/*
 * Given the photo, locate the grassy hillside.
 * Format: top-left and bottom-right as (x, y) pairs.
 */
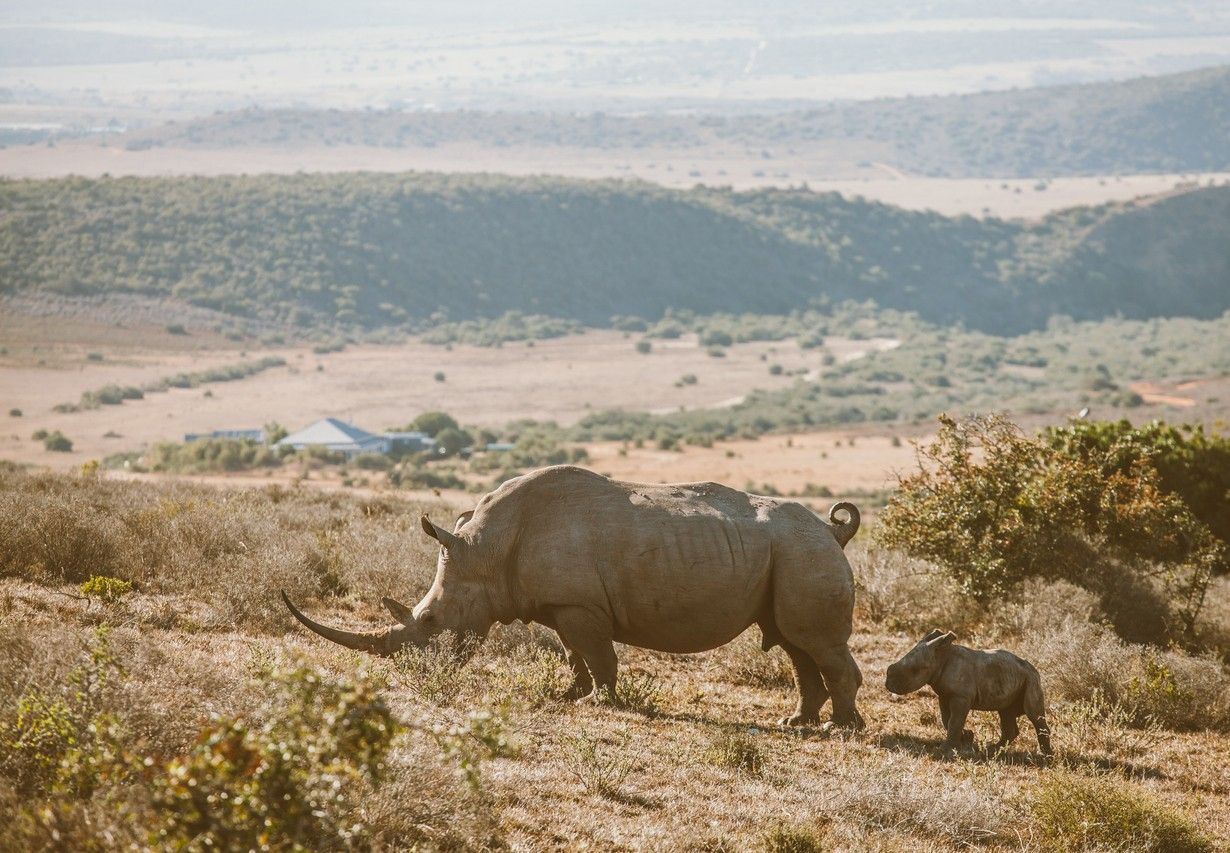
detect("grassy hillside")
(2, 173), (1228, 334)
(120, 65), (1230, 177)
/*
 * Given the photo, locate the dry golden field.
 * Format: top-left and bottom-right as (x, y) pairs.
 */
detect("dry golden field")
(1, 470), (1227, 851)
(0, 304), (901, 479)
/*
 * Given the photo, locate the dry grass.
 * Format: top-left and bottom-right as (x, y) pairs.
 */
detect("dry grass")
(1, 471), (1228, 850)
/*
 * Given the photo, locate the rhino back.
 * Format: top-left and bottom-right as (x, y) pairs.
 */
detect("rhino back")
(471, 466), (820, 652)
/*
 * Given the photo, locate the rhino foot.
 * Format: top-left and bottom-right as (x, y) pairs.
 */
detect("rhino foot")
(562, 683), (593, 702)
(575, 686), (619, 707)
(779, 713), (820, 727)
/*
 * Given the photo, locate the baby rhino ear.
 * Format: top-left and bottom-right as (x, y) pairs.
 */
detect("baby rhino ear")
(921, 628), (946, 642)
(926, 630), (956, 647)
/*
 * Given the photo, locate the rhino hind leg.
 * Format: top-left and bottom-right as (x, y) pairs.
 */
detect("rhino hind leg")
(553, 606), (619, 703)
(784, 638), (864, 729)
(995, 708), (1021, 751)
(779, 640), (830, 726)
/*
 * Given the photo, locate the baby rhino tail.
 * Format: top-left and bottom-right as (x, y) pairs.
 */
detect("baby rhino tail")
(1023, 662), (1053, 755)
(828, 502), (860, 549)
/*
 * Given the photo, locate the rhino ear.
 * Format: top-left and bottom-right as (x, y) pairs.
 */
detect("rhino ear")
(382, 596), (415, 626)
(421, 515), (463, 552)
(921, 628), (945, 642)
(453, 510), (475, 533)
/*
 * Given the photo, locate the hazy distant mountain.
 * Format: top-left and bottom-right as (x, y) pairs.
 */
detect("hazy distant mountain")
(2, 173), (1226, 334)
(116, 65), (1230, 177)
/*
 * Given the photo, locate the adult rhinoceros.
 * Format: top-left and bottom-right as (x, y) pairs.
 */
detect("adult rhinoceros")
(282, 465), (865, 728)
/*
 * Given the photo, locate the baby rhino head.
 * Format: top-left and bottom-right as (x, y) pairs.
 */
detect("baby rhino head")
(885, 629), (956, 695)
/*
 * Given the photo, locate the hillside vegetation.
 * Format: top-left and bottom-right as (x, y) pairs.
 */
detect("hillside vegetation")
(2, 173), (1228, 334)
(120, 65), (1230, 178)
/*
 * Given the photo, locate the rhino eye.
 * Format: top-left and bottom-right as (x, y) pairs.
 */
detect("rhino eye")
(419, 611), (436, 624)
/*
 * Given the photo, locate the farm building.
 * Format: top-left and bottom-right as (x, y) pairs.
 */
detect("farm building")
(383, 431), (436, 453)
(184, 428), (265, 443)
(276, 418), (390, 456)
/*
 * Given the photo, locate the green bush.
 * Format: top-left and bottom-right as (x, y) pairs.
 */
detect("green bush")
(1044, 419), (1230, 562)
(877, 415), (1224, 641)
(152, 662), (397, 850)
(0, 627), (126, 798)
(148, 438), (280, 473)
(1031, 771), (1212, 852)
(79, 575), (132, 602)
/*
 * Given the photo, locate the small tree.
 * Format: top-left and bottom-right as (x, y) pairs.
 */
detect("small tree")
(412, 411), (459, 437)
(434, 426), (473, 458)
(877, 415), (1222, 642)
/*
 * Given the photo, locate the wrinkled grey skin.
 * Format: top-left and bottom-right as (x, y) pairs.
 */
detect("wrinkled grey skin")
(885, 630), (1052, 754)
(283, 465), (865, 728)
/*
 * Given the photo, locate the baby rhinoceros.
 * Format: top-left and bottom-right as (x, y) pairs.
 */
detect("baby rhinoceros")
(885, 630), (1052, 755)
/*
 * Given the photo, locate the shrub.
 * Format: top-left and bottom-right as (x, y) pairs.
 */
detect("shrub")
(832, 755), (1008, 846)
(152, 662), (397, 850)
(769, 363), (784, 375)
(403, 411), (459, 437)
(9, 408), (21, 417)
(635, 340), (652, 354)
(0, 627), (126, 798)
(165, 323), (187, 335)
(564, 729), (631, 797)
(1018, 618), (1230, 731)
(148, 438), (280, 472)
(704, 729), (765, 775)
(352, 452), (392, 471)
(390, 632), (472, 705)
(615, 671), (662, 716)
(1044, 419), (1230, 561)
(80, 575), (132, 602)
(420, 703), (518, 791)
(434, 371), (446, 382)
(761, 823), (828, 853)
(877, 414), (1224, 642)
(44, 431), (73, 452)
(1031, 771), (1213, 852)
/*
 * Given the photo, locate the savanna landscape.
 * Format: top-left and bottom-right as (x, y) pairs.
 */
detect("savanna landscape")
(3, 2), (1230, 850)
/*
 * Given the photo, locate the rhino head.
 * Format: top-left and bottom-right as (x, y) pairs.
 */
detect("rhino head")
(282, 511), (489, 657)
(884, 629), (956, 694)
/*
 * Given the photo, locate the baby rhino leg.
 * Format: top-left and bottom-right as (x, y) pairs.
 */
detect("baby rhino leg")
(995, 707), (1020, 751)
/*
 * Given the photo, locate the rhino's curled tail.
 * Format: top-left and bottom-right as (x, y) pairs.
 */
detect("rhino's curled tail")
(828, 501), (860, 548)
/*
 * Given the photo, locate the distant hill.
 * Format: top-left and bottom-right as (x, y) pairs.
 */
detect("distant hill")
(116, 65), (1230, 178)
(1, 173), (1227, 334)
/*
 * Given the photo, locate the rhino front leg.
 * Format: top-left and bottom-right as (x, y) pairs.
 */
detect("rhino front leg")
(553, 606), (618, 704)
(779, 641), (829, 726)
(943, 697), (972, 752)
(562, 649), (594, 700)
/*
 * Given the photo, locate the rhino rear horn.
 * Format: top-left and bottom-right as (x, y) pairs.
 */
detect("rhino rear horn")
(421, 514), (463, 551)
(382, 595), (415, 625)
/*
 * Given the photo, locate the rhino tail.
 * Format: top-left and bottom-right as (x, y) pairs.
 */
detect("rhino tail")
(828, 501), (860, 548)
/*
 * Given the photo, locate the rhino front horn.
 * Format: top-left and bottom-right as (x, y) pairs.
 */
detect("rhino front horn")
(281, 591), (393, 655)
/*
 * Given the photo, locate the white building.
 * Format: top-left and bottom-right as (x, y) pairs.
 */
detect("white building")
(276, 418), (390, 456)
